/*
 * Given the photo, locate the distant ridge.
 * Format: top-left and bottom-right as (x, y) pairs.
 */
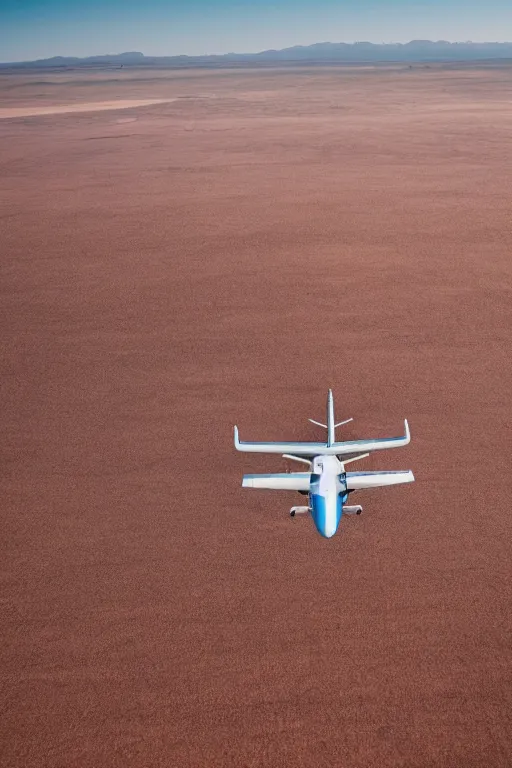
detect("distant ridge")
(3, 41), (512, 69)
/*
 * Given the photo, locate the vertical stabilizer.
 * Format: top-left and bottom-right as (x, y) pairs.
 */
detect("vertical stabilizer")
(327, 389), (335, 447)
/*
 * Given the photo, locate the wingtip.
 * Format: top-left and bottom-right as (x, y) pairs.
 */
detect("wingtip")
(233, 425), (240, 449)
(404, 418), (411, 442)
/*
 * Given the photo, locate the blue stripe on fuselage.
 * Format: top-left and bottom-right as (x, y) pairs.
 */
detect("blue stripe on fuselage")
(310, 492), (343, 539)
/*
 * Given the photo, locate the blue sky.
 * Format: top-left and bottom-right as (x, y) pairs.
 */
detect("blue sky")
(1, 0), (512, 62)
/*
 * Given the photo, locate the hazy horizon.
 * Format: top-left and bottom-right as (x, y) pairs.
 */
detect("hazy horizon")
(2, 0), (512, 62)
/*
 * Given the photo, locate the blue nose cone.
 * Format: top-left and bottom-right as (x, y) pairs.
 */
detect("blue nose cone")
(310, 494), (343, 538)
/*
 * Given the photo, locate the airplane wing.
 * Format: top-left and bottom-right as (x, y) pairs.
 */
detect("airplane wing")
(242, 473), (311, 491)
(242, 471), (413, 492)
(234, 420), (410, 456)
(346, 470), (414, 490)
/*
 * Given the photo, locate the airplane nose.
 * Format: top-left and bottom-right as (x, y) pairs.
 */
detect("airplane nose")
(311, 496), (340, 538)
(322, 514), (341, 538)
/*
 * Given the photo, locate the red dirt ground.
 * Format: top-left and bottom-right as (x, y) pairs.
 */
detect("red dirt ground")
(1, 65), (511, 767)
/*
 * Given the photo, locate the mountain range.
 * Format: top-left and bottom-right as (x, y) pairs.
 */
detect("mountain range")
(3, 41), (512, 69)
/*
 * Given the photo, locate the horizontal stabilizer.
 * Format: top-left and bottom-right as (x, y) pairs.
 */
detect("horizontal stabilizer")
(335, 418), (353, 428)
(242, 473), (311, 491)
(234, 420), (411, 456)
(346, 470), (414, 490)
(308, 419), (327, 428)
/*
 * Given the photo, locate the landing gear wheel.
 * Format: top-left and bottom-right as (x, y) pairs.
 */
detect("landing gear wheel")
(343, 505), (363, 515)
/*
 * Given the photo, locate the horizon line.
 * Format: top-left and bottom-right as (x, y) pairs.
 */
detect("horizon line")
(4, 39), (512, 65)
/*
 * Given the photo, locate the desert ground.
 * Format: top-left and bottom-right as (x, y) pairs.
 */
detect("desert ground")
(1, 64), (511, 767)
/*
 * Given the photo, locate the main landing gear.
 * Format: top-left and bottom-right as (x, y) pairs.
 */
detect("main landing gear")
(290, 506), (310, 517)
(343, 505), (363, 515)
(290, 505), (363, 517)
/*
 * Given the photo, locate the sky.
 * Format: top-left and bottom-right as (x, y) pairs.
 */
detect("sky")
(1, 0), (512, 62)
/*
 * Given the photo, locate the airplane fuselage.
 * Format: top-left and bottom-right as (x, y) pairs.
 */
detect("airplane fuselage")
(236, 388), (413, 540)
(309, 455), (347, 538)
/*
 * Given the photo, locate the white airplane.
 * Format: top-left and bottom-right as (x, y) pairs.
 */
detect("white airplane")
(234, 390), (414, 539)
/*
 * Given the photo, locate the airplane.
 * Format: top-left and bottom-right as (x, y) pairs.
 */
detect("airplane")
(234, 390), (414, 539)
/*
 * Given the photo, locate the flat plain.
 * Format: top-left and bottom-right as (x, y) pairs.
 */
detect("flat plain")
(1, 64), (511, 767)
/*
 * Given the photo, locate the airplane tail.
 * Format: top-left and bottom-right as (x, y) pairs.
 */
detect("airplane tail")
(308, 389), (353, 447)
(234, 387), (411, 457)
